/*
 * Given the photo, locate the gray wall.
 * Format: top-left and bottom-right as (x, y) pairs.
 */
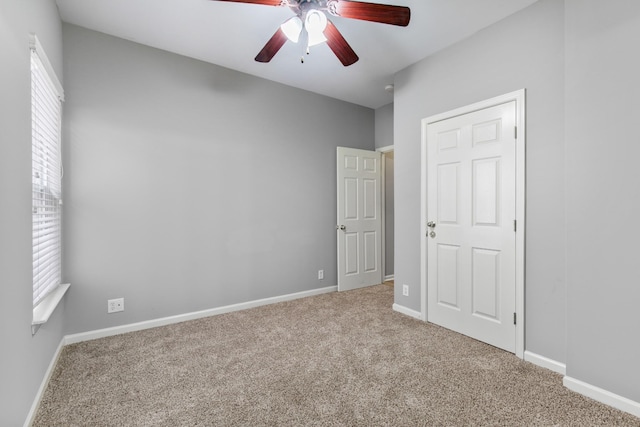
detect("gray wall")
(393, 0), (566, 363)
(564, 0), (640, 402)
(375, 103), (393, 149)
(0, 0), (65, 424)
(62, 24), (374, 334)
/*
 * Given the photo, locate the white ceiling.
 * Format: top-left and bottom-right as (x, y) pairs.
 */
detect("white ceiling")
(55, 0), (538, 109)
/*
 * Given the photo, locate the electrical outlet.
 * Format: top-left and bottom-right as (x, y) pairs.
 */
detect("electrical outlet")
(107, 298), (124, 313)
(318, 269), (324, 280)
(402, 284), (409, 297)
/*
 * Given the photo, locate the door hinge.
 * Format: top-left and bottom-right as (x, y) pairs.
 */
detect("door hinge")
(513, 312), (517, 325)
(514, 126), (518, 139)
(513, 220), (517, 232)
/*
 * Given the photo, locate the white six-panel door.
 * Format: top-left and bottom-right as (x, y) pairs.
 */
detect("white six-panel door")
(426, 101), (517, 353)
(337, 147), (382, 291)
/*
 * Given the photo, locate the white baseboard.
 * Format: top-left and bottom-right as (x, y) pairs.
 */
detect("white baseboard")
(564, 376), (640, 418)
(24, 338), (65, 427)
(384, 274), (394, 282)
(65, 286), (337, 345)
(524, 351), (566, 375)
(392, 303), (423, 320)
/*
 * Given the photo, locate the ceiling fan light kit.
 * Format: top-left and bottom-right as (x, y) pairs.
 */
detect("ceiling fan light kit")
(280, 16), (303, 42)
(305, 9), (328, 47)
(305, 9), (328, 33)
(213, 0), (410, 66)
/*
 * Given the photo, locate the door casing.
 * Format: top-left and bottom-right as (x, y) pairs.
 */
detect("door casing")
(420, 89), (526, 358)
(377, 144), (394, 282)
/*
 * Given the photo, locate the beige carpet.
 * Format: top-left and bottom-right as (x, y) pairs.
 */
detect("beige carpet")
(34, 285), (639, 426)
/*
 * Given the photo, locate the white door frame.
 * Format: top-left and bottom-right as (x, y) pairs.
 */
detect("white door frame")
(420, 89), (526, 358)
(377, 144), (394, 282)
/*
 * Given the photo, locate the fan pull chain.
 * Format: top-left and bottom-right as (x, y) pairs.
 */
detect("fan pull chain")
(300, 41), (311, 64)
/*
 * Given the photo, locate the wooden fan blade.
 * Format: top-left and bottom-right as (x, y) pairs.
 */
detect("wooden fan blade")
(324, 20), (359, 66)
(255, 28), (288, 63)
(330, 0), (410, 27)
(212, 0), (284, 5)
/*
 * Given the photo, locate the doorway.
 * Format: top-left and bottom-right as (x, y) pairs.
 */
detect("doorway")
(336, 147), (383, 291)
(420, 90), (525, 358)
(379, 146), (394, 285)
(335, 146), (395, 292)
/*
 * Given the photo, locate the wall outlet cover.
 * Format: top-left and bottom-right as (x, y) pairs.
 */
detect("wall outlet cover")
(402, 284), (409, 297)
(107, 298), (124, 313)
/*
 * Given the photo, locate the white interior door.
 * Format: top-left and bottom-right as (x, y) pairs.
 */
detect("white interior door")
(426, 101), (517, 353)
(337, 147), (382, 291)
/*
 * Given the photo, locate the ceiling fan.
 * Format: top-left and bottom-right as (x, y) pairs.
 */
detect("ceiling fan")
(212, 0), (410, 66)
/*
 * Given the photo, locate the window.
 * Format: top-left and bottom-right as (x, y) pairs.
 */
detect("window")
(31, 35), (65, 310)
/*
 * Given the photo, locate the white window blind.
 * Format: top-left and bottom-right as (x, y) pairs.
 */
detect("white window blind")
(31, 36), (64, 308)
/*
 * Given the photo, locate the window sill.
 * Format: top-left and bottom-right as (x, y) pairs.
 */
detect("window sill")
(32, 283), (70, 335)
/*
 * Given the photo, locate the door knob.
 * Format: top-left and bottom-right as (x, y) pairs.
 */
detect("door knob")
(336, 225), (346, 231)
(427, 221), (436, 229)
